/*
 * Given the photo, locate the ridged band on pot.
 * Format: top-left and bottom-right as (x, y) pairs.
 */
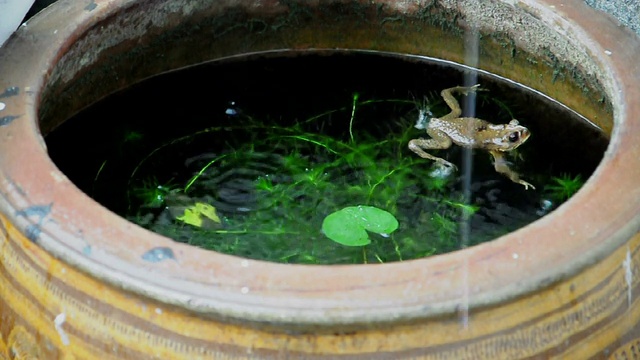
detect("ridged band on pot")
(0, 0), (639, 358)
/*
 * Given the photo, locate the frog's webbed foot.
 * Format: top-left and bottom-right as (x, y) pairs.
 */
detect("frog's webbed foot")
(450, 84), (486, 97)
(430, 162), (457, 178)
(414, 106), (433, 130)
(516, 179), (536, 190)
(433, 159), (457, 172)
(459, 84), (482, 96)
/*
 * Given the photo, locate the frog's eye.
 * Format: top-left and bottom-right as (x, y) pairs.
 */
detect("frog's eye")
(508, 132), (520, 142)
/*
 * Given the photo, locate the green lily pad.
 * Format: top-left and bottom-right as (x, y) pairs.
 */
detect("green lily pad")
(322, 205), (399, 246)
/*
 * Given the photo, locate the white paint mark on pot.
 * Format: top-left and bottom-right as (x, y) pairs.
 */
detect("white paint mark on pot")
(623, 246), (633, 307)
(240, 259), (249, 267)
(604, 50), (612, 56)
(0, 102), (5, 111)
(512, 253), (519, 259)
(241, 286), (250, 294)
(54, 313), (70, 345)
(50, 170), (67, 183)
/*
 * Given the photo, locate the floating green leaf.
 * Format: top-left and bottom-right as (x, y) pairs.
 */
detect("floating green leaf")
(322, 205), (399, 246)
(176, 202), (221, 228)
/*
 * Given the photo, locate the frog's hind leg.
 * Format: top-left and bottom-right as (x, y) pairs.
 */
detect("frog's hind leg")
(408, 137), (457, 171)
(439, 85), (482, 120)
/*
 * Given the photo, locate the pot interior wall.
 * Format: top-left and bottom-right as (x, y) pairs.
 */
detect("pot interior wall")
(38, 0), (612, 136)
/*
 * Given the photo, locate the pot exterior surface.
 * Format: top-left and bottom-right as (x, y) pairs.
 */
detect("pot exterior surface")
(2, 212), (640, 359)
(1, 0), (640, 358)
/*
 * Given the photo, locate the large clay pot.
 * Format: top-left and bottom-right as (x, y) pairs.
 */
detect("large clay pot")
(0, 0), (639, 358)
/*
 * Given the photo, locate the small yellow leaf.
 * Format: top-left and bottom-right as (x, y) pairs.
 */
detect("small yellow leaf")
(195, 202), (221, 223)
(176, 208), (203, 227)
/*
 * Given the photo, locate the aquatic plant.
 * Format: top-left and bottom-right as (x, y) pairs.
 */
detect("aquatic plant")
(45, 51), (606, 265)
(123, 93), (475, 264)
(321, 205), (399, 246)
(130, 178), (177, 209)
(545, 173), (584, 202)
(109, 87), (559, 265)
(123, 129), (144, 143)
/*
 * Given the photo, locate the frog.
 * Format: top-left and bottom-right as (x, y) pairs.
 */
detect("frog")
(408, 85), (535, 190)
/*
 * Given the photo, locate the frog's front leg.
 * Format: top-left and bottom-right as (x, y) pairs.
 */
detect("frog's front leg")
(489, 150), (535, 190)
(408, 132), (457, 170)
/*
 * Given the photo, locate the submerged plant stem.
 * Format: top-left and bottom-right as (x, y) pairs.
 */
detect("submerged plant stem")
(281, 135), (339, 154)
(94, 160), (108, 183)
(368, 169), (397, 199)
(184, 154), (229, 192)
(349, 92), (359, 143)
(392, 237), (403, 261)
(92, 160), (108, 195)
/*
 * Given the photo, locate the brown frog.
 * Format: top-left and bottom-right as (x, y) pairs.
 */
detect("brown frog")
(408, 85), (535, 190)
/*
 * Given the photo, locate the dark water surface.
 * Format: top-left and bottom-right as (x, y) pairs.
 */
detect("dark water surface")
(46, 50), (608, 264)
